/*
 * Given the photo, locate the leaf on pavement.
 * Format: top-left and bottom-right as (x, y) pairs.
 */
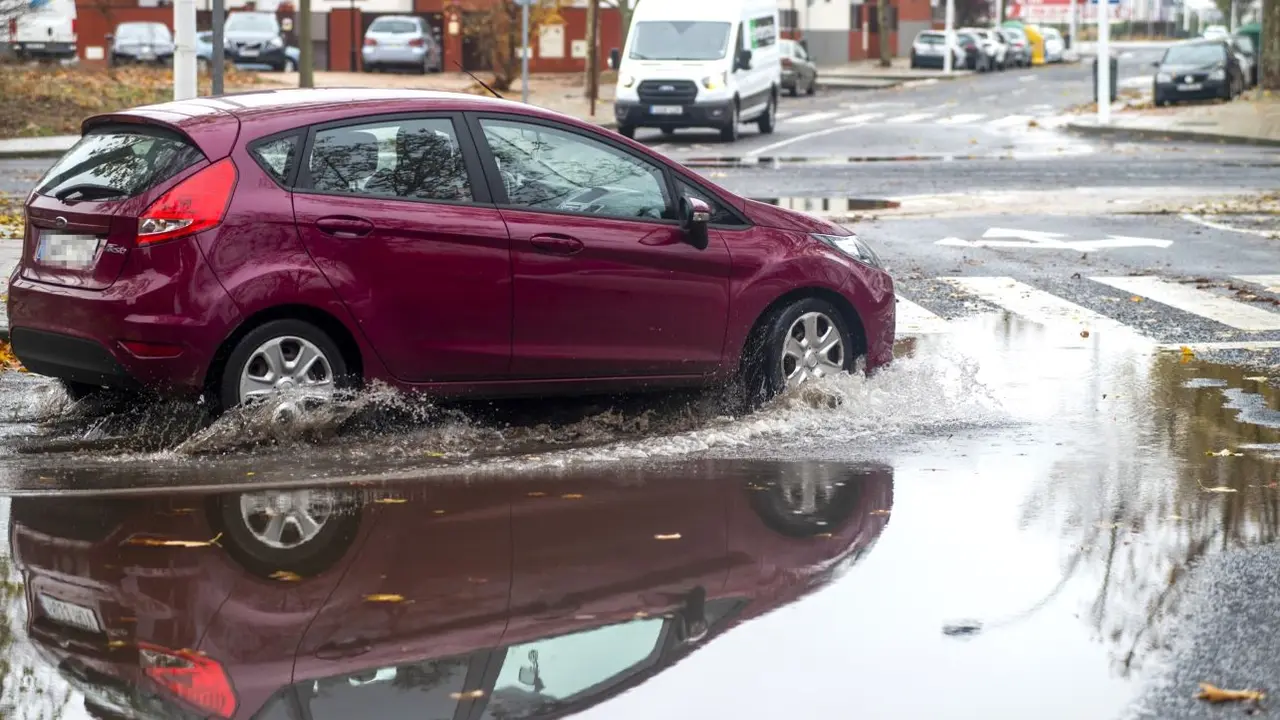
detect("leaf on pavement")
(124, 533), (223, 548)
(1206, 448), (1243, 457)
(269, 570), (303, 582)
(653, 533), (682, 540)
(1197, 683), (1265, 703)
(1245, 376), (1268, 382)
(364, 593), (405, 603)
(375, 497), (407, 504)
(1131, 296), (1144, 302)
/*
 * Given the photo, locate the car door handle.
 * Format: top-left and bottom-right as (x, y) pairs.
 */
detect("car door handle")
(315, 216), (374, 238)
(530, 234), (584, 256)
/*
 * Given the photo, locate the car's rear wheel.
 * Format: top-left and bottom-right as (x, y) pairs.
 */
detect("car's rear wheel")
(213, 489), (360, 577)
(720, 101), (740, 142)
(218, 319), (348, 418)
(743, 297), (856, 405)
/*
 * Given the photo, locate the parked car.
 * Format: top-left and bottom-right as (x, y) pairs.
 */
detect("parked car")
(3, 0), (77, 62)
(960, 28), (1006, 69)
(997, 26), (1032, 67)
(195, 29), (298, 72)
(1231, 33), (1257, 87)
(361, 15), (441, 74)
(1040, 26), (1065, 62)
(12, 460), (893, 720)
(1202, 24), (1230, 41)
(1152, 39), (1245, 106)
(779, 38), (817, 96)
(909, 30), (964, 69)
(956, 31), (992, 71)
(106, 21), (173, 67)
(223, 11), (288, 72)
(7, 88), (895, 417)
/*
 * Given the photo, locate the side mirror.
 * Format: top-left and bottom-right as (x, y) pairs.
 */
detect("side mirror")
(680, 196), (711, 250)
(608, 47), (620, 70)
(736, 48), (752, 71)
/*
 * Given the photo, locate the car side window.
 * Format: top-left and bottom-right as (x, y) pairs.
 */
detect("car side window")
(306, 117), (473, 203)
(249, 134), (299, 185)
(674, 178), (745, 227)
(299, 657), (471, 720)
(478, 118), (670, 221)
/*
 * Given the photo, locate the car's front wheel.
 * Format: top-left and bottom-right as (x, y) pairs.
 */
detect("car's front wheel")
(744, 297), (856, 404)
(218, 319), (347, 418)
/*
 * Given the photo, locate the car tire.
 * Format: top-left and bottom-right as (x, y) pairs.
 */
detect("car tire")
(720, 101), (740, 142)
(742, 297), (856, 406)
(746, 465), (867, 538)
(211, 489), (361, 578)
(661, 127), (676, 136)
(285, 57), (297, 72)
(617, 124), (636, 139)
(757, 93), (776, 134)
(805, 76), (816, 95)
(789, 83), (798, 97)
(217, 319), (349, 416)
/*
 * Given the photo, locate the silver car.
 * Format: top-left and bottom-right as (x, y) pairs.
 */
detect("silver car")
(361, 15), (441, 74)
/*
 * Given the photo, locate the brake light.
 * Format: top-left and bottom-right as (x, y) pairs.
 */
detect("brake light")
(364, 37), (376, 46)
(139, 643), (237, 718)
(781, 57), (792, 69)
(409, 37), (424, 47)
(71, 18), (76, 36)
(137, 158), (237, 245)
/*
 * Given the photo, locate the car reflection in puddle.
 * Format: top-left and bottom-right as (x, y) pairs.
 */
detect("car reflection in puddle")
(8, 459), (892, 720)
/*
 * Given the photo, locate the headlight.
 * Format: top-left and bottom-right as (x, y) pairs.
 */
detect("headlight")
(701, 71), (728, 91)
(1209, 68), (1226, 80)
(1156, 72), (1172, 82)
(268, 37), (283, 49)
(619, 73), (635, 88)
(812, 233), (883, 269)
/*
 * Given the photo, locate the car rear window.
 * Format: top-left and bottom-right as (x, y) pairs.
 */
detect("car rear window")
(35, 128), (204, 202)
(918, 33), (943, 44)
(370, 19), (417, 33)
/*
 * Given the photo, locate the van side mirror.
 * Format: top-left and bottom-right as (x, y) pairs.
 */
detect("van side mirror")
(736, 48), (752, 71)
(609, 48), (620, 70)
(680, 196), (711, 250)
(1151, 60), (1160, 67)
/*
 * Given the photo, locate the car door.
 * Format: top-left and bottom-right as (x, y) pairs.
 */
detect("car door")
(292, 112), (513, 383)
(466, 114), (732, 380)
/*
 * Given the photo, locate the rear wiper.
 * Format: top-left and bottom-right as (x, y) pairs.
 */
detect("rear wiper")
(54, 184), (127, 201)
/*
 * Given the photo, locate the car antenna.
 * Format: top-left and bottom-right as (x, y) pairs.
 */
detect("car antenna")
(454, 61), (505, 100)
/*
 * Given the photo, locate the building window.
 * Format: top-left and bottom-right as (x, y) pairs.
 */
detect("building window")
(854, 3), (899, 32)
(780, 8), (799, 30)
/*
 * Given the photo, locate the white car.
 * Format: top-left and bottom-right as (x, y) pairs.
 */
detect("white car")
(909, 30), (965, 70)
(962, 28), (1008, 69)
(1202, 25), (1230, 41)
(1040, 27), (1065, 62)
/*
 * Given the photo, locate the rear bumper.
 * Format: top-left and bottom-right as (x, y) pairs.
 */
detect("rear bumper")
(227, 46), (286, 66)
(614, 99), (735, 129)
(13, 41), (76, 59)
(8, 328), (137, 389)
(363, 46), (427, 65)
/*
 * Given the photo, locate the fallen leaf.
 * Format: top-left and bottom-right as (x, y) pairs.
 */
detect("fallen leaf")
(870, 509), (891, 516)
(653, 533), (682, 540)
(1197, 683), (1265, 703)
(1245, 376), (1268, 382)
(124, 533), (223, 548)
(1131, 295), (1144, 302)
(108, 640), (128, 648)
(245, 471), (256, 477)
(561, 493), (584, 499)
(269, 570), (303, 582)
(424, 451), (445, 458)
(1207, 448), (1243, 457)
(364, 594), (405, 603)
(374, 498), (407, 504)
(1080, 330), (1090, 338)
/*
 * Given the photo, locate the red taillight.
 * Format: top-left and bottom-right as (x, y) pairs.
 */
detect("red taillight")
(409, 37), (424, 47)
(364, 37), (376, 46)
(71, 18), (77, 36)
(137, 158), (237, 246)
(118, 339), (184, 359)
(8, 18), (16, 35)
(139, 644), (237, 718)
(781, 57), (792, 68)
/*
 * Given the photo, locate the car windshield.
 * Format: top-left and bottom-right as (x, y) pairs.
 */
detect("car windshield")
(370, 19), (417, 33)
(1163, 43), (1225, 65)
(225, 13), (277, 33)
(917, 33), (944, 45)
(116, 23), (169, 41)
(628, 21), (731, 61)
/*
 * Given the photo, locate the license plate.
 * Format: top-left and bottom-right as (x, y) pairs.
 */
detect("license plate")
(1176, 82), (1202, 91)
(240, 48), (259, 57)
(36, 233), (102, 268)
(650, 105), (683, 115)
(26, 42), (46, 49)
(38, 594), (102, 633)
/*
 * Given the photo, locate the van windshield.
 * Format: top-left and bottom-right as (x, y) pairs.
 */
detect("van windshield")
(628, 21), (731, 61)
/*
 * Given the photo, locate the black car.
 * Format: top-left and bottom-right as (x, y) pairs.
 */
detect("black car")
(106, 21), (174, 67)
(223, 11), (289, 72)
(956, 32), (992, 72)
(1152, 39), (1244, 106)
(780, 39), (817, 96)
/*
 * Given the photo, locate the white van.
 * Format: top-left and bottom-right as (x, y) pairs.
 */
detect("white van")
(2, 0), (77, 62)
(609, 0), (781, 142)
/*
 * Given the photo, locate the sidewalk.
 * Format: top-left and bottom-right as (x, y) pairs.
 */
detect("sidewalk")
(0, 135), (79, 159)
(820, 58), (974, 82)
(1065, 92), (1280, 147)
(0, 239), (17, 342)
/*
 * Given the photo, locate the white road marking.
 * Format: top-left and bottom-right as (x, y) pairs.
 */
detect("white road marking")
(895, 296), (950, 335)
(986, 114), (1035, 128)
(885, 112), (935, 124)
(774, 111), (795, 120)
(1181, 213), (1279, 238)
(1091, 276), (1280, 332)
(942, 276), (1152, 342)
(1158, 341), (1280, 351)
(936, 113), (987, 125)
(836, 112), (883, 124)
(1233, 275), (1280, 292)
(785, 111), (839, 125)
(1018, 75), (1035, 82)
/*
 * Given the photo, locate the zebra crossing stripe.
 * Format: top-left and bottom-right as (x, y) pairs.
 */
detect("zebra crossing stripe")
(786, 111), (839, 124)
(1091, 276), (1280, 332)
(895, 296), (949, 335)
(836, 112), (882, 125)
(774, 111), (795, 121)
(885, 112), (935, 124)
(940, 277), (1151, 342)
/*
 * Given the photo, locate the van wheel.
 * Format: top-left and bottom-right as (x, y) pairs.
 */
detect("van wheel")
(742, 298), (855, 405)
(218, 319), (348, 417)
(757, 94), (776, 134)
(720, 102), (740, 142)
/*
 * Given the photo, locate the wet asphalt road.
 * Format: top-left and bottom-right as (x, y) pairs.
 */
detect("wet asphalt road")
(3, 48), (1280, 719)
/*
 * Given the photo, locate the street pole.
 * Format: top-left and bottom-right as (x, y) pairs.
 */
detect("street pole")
(349, 0), (357, 72)
(1097, 0), (1111, 126)
(173, 0), (197, 99)
(943, 0), (955, 74)
(1069, 0), (1077, 50)
(521, 0), (530, 104)
(996, 0), (1004, 25)
(299, 0), (313, 87)
(211, 0), (224, 95)
(587, 0), (599, 116)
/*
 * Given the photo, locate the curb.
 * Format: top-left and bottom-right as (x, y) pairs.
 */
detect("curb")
(0, 147), (69, 160)
(1063, 121), (1280, 147)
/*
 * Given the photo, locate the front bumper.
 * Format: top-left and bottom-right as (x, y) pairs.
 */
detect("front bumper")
(1155, 78), (1228, 100)
(614, 99), (735, 129)
(226, 45), (286, 66)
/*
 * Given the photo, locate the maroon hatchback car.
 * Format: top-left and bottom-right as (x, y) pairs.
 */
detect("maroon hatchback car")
(7, 88), (894, 415)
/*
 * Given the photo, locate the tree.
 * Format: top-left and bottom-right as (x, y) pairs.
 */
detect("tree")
(877, 0), (892, 67)
(464, 0), (564, 94)
(1263, 0), (1278, 89)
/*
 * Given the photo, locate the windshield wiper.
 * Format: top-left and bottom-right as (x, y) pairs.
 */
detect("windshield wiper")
(54, 184), (127, 201)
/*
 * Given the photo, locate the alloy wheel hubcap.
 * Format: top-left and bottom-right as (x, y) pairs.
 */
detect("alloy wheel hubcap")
(238, 335), (335, 414)
(239, 490), (333, 549)
(781, 312), (845, 389)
